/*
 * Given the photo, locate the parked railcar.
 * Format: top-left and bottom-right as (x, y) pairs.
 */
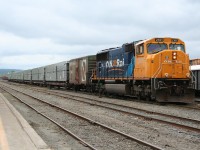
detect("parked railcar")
(56, 61), (69, 82)
(32, 67), (45, 84)
(69, 55), (96, 90)
(38, 67), (45, 82)
(45, 64), (57, 81)
(190, 59), (200, 66)
(191, 65), (200, 96)
(0, 76), (8, 80)
(9, 61), (69, 87)
(92, 37), (194, 103)
(23, 70), (32, 83)
(32, 68), (39, 81)
(10, 71), (24, 82)
(45, 61), (69, 87)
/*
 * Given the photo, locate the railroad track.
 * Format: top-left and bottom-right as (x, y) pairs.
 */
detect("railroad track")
(31, 88), (200, 133)
(4, 81), (200, 111)
(0, 85), (162, 150)
(2, 83), (200, 135)
(174, 104), (200, 111)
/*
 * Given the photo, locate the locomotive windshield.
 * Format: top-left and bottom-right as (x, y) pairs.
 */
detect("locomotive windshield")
(147, 43), (167, 54)
(169, 44), (185, 52)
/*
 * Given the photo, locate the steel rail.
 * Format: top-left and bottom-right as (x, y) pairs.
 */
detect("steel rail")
(1, 85), (162, 150)
(0, 87), (97, 150)
(3, 84), (200, 134)
(180, 105), (200, 111)
(30, 87), (200, 132)
(5, 81), (200, 111)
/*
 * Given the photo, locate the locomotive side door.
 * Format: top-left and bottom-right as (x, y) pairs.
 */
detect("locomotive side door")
(134, 43), (146, 79)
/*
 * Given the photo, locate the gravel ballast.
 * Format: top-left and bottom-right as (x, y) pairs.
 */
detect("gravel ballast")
(1, 81), (200, 150)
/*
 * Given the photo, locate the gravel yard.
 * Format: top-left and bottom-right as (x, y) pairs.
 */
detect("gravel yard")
(1, 81), (200, 150)
(2, 92), (88, 150)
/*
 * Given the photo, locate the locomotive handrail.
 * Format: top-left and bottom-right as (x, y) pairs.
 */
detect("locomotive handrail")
(190, 69), (196, 89)
(151, 54), (162, 90)
(151, 54), (162, 79)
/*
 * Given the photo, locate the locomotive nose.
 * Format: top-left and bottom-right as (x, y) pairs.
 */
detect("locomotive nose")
(162, 50), (189, 79)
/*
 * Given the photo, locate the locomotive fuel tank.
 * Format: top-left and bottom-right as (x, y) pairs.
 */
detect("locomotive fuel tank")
(105, 84), (131, 95)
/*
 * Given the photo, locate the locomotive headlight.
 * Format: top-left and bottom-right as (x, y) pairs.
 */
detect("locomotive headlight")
(165, 73), (169, 78)
(172, 52), (177, 60)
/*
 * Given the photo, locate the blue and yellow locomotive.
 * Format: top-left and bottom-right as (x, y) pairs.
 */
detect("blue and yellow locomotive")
(92, 37), (194, 103)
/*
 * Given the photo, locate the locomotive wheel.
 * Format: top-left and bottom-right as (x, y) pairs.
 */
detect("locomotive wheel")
(145, 96), (151, 101)
(137, 94), (141, 100)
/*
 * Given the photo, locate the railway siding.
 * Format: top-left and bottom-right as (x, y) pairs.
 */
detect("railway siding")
(1, 81), (200, 150)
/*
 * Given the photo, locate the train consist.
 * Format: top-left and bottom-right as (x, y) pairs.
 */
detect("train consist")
(8, 37), (195, 103)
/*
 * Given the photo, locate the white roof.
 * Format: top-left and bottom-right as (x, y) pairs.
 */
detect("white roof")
(190, 65), (200, 71)
(135, 39), (149, 46)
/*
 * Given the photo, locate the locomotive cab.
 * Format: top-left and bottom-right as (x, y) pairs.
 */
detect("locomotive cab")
(134, 37), (194, 103)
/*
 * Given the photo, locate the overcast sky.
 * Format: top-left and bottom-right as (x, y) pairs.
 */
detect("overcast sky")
(0, 0), (199, 69)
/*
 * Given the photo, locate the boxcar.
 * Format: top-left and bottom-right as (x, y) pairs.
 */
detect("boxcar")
(190, 59), (200, 66)
(56, 61), (69, 82)
(32, 68), (39, 81)
(38, 67), (45, 82)
(31, 67), (45, 84)
(45, 61), (69, 87)
(45, 64), (56, 82)
(23, 70), (32, 83)
(10, 71), (24, 82)
(69, 55), (96, 90)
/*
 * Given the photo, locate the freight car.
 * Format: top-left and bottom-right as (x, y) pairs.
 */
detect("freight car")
(190, 65), (200, 96)
(15, 61), (69, 88)
(69, 55), (96, 91)
(8, 37), (194, 103)
(10, 71), (24, 83)
(190, 59), (200, 66)
(23, 69), (32, 83)
(8, 56), (95, 90)
(91, 37), (194, 103)
(32, 66), (45, 85)
(44, 61), (69, 88)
